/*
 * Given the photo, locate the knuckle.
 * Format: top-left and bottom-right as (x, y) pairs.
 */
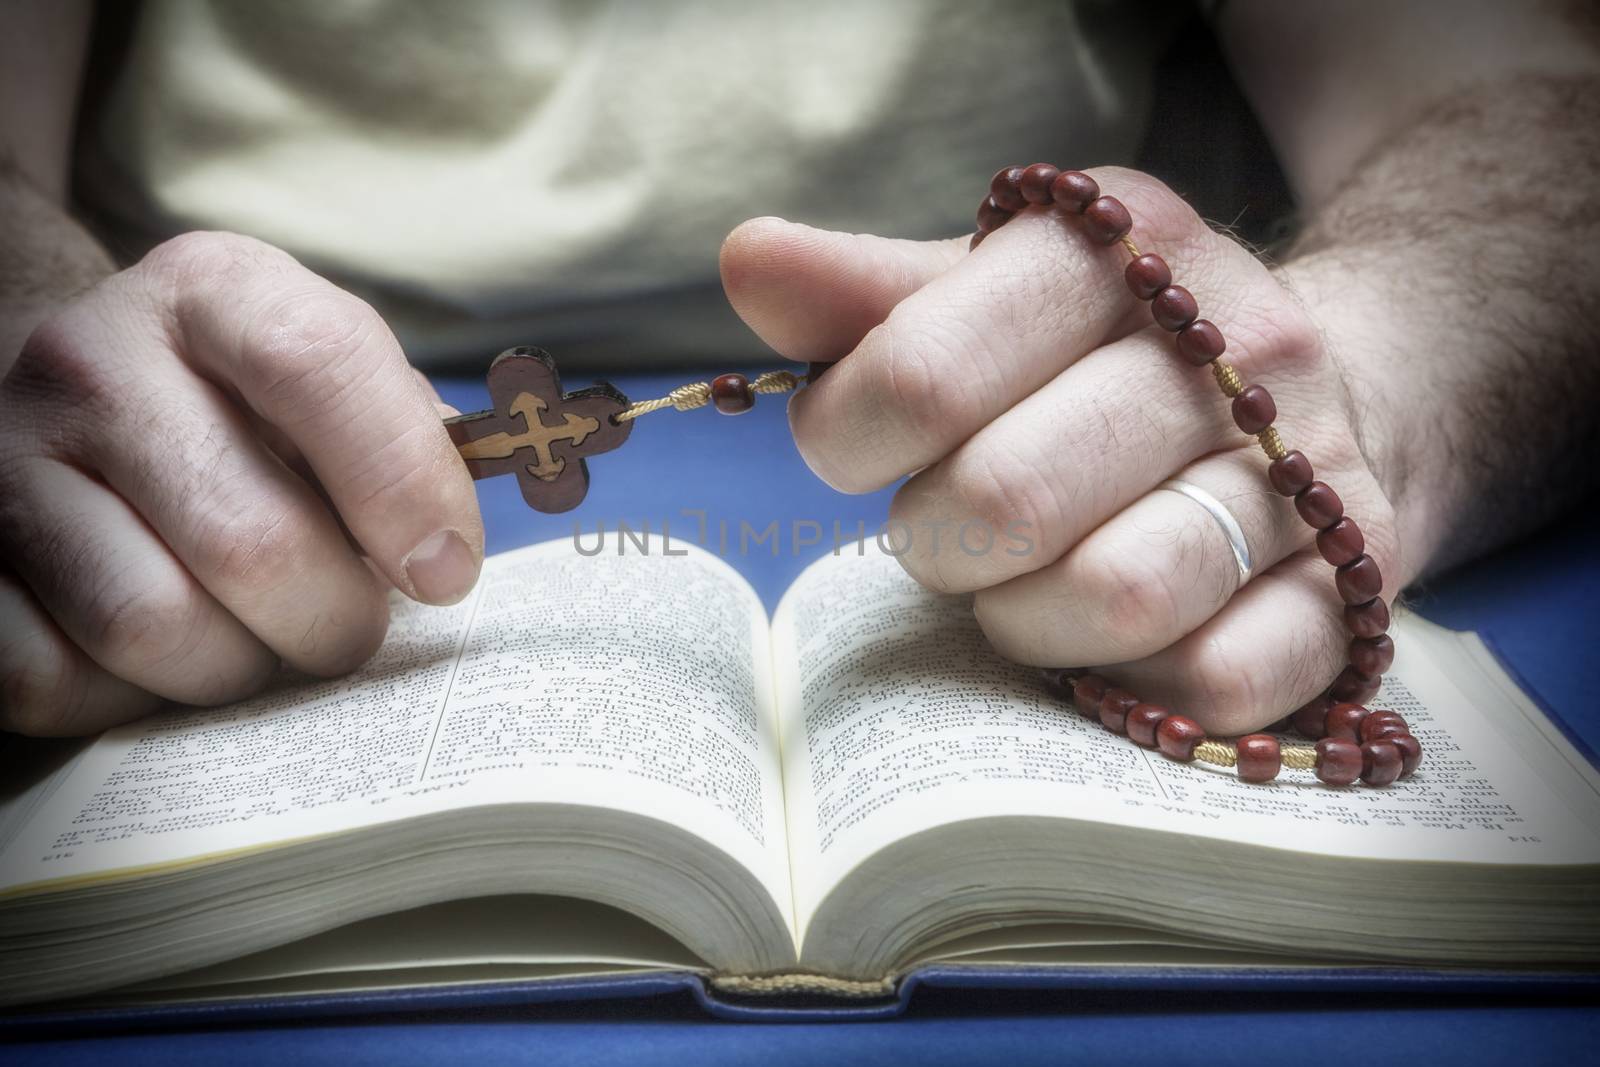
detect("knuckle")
(888, 443), (1057, 595)
(1073, 548), (1182, 658)
(14, 313), (76, 378)
(143, 230), (228, 274)
(335, 420), (449, 512)
(142, 230), (286, 284)
(81, 577), (213, 687)
(1315, 431), (1368, 485)
(1227, 285), (1323, 377)
(1090, 168), (1326, 382)
(1093, 168), (1207, 247)
(873, 319), (977, 442)
(94, 591), (265, 710)
(1265, 298), (1321, 371)
(182, 494), (389, 675)
(190, 498), (309, 598)
(239, 288), (386, 420)
(956, 443), (1060, 552)
(1176, 635), (1275, 736)
(10, 314), (108, 422)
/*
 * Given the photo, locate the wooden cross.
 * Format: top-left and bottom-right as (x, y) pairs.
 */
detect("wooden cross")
(445, 347), (633, 513)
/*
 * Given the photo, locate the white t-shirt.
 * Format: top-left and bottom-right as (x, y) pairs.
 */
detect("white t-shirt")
(81, 0), (1180, 366)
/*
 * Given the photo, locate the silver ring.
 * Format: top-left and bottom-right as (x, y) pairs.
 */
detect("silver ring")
(1155, 479), (1253, 587)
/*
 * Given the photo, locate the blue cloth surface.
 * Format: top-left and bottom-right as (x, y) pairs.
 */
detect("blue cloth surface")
(10, 370), (1597, 1064)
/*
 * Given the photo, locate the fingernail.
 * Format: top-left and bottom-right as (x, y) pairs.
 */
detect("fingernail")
(404, 530), (479, 605)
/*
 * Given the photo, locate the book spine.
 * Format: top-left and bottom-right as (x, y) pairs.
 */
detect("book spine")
(707, 973), (896, 999)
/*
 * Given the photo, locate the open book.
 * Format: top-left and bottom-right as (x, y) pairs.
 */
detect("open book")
(3, 538), (1599, 1008)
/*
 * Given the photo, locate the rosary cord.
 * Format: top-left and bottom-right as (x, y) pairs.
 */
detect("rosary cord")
(613, 370), (802, 422)
(1194, 740), (1317, 770)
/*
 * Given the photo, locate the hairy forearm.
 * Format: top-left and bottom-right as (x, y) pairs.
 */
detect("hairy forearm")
(0, 161), (116, 376)
(0, 0), (104, 374)
(1276, 73), (1600, 582)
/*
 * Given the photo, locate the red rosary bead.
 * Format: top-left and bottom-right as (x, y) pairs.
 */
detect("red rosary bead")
(1344, 597), (1391, 639)
(990, 166), (1028, 212)
(1364, 720), (1410, 743)
(1349, 634), (1396, 677)
(1127, 703), (1170, 747)
(1324, 702), (1370, 740)
(1294, 482), (1344, 529)
(1176, 320), (1226, 365)
(1268, 451), (1314, 496)
(1151, 285), (1199, 331)
(976, 196), (1013, 234)
(1336, 554), (1384, 603)
(1359, 710), (1408, 742)
(1125, 254), (1172, 300)
(1330, 665), (1381, 704)
(1291, 694), (1334, 739)
(1051, 170), (1099, 213)
(1082, 196), (1133, 244)
(1099, 688), (1139, 735)
(1019, 163), (1060, 204)
(1360, 740), (1403, 786)
(1314, 738), (1364, 786)
(1390, 734), (1423, 778)
(1072, 674), (1109, 719)
(1231, 384), (1276, 434)
(1157, 715), (1206, 761)
(1236, 734), (1282, 783)
(711, 373), (755, 414)
(1316, 518), (1365, 567)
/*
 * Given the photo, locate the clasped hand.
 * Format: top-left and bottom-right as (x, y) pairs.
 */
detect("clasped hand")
(725, 167), (1400, 733)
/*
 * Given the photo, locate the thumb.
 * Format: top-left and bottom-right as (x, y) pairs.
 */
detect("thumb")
(720, 217), (967, 363)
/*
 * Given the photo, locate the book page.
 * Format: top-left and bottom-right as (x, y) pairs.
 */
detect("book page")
(0, 540), (791, 927)
(131, 896), (706, 992)
(771, 548), (1600, 932)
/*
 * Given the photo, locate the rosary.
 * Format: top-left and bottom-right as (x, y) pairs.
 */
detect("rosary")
(444, 164), (1417, 790)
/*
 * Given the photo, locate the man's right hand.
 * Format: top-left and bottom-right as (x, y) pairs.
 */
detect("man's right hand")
(0, 231), (485, 736)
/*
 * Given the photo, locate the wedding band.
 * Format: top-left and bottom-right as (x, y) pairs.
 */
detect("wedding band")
(1155, 479), (1253, 587)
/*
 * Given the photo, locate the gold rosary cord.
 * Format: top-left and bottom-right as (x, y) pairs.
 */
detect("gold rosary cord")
(614, 370), (802, 423)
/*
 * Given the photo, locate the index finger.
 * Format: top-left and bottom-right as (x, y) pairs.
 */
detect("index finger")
(147, 232), (484, 606)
